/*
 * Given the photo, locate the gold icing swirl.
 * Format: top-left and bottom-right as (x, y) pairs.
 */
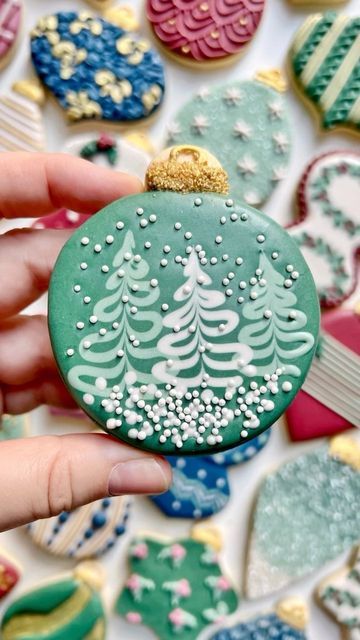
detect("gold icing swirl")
(104, 7), (139, 31)
(191, 524), (223, 551)
(329, 435), (360, 471)
(255, 69), (287, 93)
(275, 597), (309, 630)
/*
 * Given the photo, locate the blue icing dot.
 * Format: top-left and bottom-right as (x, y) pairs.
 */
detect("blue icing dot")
(92, 512), (107, 529)
(115, 525), (125, 536)
(102, 498), (111, 509)
(85, 528), (94, 539)
(59, 512), (70, 523)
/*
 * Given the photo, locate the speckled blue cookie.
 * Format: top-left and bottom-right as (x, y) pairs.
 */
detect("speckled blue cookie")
(209, 429), (271, 466)
(26, 496), (131, 559)
(210, 611), (307, 640)
(151, 457), (230, 518)
(30, 11), (165, 123)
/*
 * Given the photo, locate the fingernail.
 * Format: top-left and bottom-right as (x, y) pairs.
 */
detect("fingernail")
(108, 458), (171, 496)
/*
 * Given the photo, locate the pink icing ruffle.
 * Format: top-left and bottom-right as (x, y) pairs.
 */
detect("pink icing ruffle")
(147, 0), (264, 61)
(0, 0), (22, 59)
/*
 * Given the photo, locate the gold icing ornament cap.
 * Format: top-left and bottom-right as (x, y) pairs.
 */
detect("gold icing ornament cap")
(103, 6), (139, 31)
(145, 145), (229, 195)
(255, 69), (287, 93)
(74, 561), (105, 591)
(191, 523), (223, 551)
(275, 597), (308, 630)
(329, 435), (360, 471)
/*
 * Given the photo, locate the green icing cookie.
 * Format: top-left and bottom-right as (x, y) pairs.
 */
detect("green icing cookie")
(165, 80), (292, 206)
(0, 415), (29, 441)
(115, 533), (239, 639)
(289, 11), (360, 133)
(48, 191), (319, 455)
(1, 565), (106, 639)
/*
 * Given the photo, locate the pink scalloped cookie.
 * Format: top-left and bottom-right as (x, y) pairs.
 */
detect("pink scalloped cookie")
(31, 209), (90, 231)
(0, 0), (22, 70)
(146, 0), (265, 66)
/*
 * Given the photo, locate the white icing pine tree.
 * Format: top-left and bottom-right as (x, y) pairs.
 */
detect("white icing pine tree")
(68, 230), (162, 398)
(238, 252), (314, 377)
(153, 250), (253, 391)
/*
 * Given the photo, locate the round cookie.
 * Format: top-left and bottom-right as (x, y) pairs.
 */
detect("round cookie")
(48, 146), (319, 455)
(146, 0), (265, 67)
(166, 75), (292, 207)
(1, 563), (106, 640)
(289, 12), (360, 135)
(30, 11), (165, 124)
(26, 496), (131, 559)
(0, 0), (22, 70)
(0, 80), (46, 152)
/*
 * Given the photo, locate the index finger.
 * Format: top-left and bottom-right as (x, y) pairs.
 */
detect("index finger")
(0, 152), (143, 219)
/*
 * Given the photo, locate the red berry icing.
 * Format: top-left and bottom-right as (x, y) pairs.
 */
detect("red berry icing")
(0, 554), (20, 599)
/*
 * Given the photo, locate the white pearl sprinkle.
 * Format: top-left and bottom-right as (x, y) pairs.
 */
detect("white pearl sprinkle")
(174, 222), (182, 230)
(272, 251), (279, 259)
(150, 279), (158, 287)
(237, 296), (244, 303)
(173, 325), (180, 333)
(144, 241), (151, 249)
(136, 207), (144, 216)
(124, 252), (132, 261)
(83, 341), (91, 349)
(241, 213), (248, 221)
(117, 269), (125, 278)
(161, 303), (169, 311)
(106, 235), (114, 244)
(90, 315), (98, 324)
(289, 310), (297, 320)
(284, 279), (292, 288)
(149, 214), (157, 223)
(134, 254), (141, 263)
(140, 219), (148, 228)
(94, 244), (102, 253)
(122, 295), (129, 303)
(117, 349), (124, 357)
(231, 213), (238, 221)
(74, 285), (81, 292)
(83, 393), (94, 405)
(282, 381), (293, 392)
(210, 257), (218, 265)
(222, 254), (229, 261)
(175, 255), (182, 263)
(130, 306), (138, 314)
(184, 231), (192, 240)
(113, 322), (119, 329)
(241, 429), (248, 438)
(225, 199), (233, 207)
(286, 264), (294, 272)
(264, 310), (272, 319)
(250, 291), (258, 299)
(220, 216), (226, 224)
(223, 278), (230, 286)
(228, 272), (235, 279)
(257, 234), (265, 243)
(101, 265), (109, 273)
(215, 235), (222, 244)
(116, 221), (124, 230)
(160, 259), (168, 267)
(80, 262), (87, 270)
(259, 278), (267, 287)
(225, 289), (233, 296)
(84, 296), (91, 303)
(76, 321), (84, 329)
(194, 198), (202, 206)
(81, 237), (89, 245)
(218, 323), (226, 332)
(131, 284), (139, 292)
(250, 277), (257, 285)
(236, 257), (243, 265)
(99, 328), (107, 335)
(291, 271), (299, 279)
(239, 281), (247, 289)
(163, 245), (171, 253)
(66, 348), (74, 356)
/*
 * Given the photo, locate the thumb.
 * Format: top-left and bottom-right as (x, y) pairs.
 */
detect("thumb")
(0, 433), (171, 532)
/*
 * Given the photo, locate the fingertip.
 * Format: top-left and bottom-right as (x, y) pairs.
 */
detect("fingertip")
(108, 456), (172, 496)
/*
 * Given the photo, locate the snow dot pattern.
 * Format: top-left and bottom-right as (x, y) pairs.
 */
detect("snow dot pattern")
(49, 191), (319, 455)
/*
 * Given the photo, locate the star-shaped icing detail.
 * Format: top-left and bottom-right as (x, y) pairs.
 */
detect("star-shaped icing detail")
(191, 115), (209, 135)
(233, 121), (252, 140)
(197, 86), (210, 102)
(268, 101), (284, 120)
(167, 121), (182, 141)
(237, 156), (257, 176)
(271, 166), (288, 182)
(223, 88), (243, 106)
(244, 191), (261, 206)
(272, 132), (289, 154)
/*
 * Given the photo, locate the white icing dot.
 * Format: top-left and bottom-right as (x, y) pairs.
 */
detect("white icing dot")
(228, 272), (235, 280)
(149, 214), (157, 223)
(66, 348), (74, 356)
(101, 265), (109, 273)
(241, 213), (248, 221)
(129, 334), (135, 342)
(117, 269), (125, 278)
(289, 310), (297, 320)
(291, 271), (299, 280)
(163, 245), (171, 253)
(161, 303), (169, 311)
(84, 296), (91, 303)
(218, 323), (226, 332)
(181, 258), (188, 266)
(136, 207), (144, 216)
(166, 359), (174, 368)
(222, 254), (229, 261)
(239, 281), (247, 289)
(272, 252), (279, 259)
(259, 278), (267, 287)
(131, 284), (139, 292)
(241, 429), (248, 438)
(197, 275), (206, 284)
(116, 221), (124, 229)
(99, 328), (107, 335)
(220, 216), (226, 224)
(94, 244), (102, 253)
(194, 198), (202, 206)
(113, 322), (119, 329)
(83, 340), (91, 349)
(117, 349), (124, 357)
(106, 419), (116, 429)
(106, 235), (114, 244)
(89, 315), (98, 324)
(174, 222), (182, 230)
(83, 393), (94, 405)
(264, 310), (272, 319)
(215, 235), (222, 244)
(130, 306), (138, 314)
(124, 252), (132, 261)
(140, 219), (148, 228)
(236, 257), (243, 265)
(144, 241), (151, 249)
(150, 279), (158, 287)
(257, 234), (265, 243)
(189, 325), (196, 333)
(95, 377), (107, 390)
(237, 296), (244, 303)
(160, 259), (168, 267)
(184, 231), (192, 240)
(173, 325), (180, 333)
(76, 321), (85, 329)
(284, 279), (292, 288)
(286, 264), (294, 272)
(225, 199), (233, 207)
(134, 255), (141, 263)
(175, 255), (182, 263)
(231, 213), (238, 221)
(225, 289), (233, 296)
(223, 278), (230, 286)
(250, 291), (258, 299)
(81, 237), (89, 245)
(122, 295), (129, 303)
(210, 257), (218, 265)
(282, 381), (293, 392)
(74, 285), (81, 292)
(80, 262), (87, 270)
(250, 277), (257, 285)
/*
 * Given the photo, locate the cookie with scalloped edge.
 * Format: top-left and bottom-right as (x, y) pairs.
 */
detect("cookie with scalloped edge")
(289, 12), (360, 135)
(165, 72), (292, 207)
(0, 0), (22, 70)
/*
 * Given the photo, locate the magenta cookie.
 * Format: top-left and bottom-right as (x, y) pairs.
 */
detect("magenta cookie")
(146, 0), (265, 66)
(0, 0), (22, 70)
(32, 209), (90, 231)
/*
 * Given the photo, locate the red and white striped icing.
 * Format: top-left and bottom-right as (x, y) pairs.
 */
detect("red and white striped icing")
(0, 0), (21, 62)
(146, 0), (265, 62)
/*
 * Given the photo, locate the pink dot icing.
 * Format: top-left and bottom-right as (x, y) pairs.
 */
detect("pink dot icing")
(146, 0), (265, 62)
(126, 611), (142, 624)
(0, 0), (22, 61)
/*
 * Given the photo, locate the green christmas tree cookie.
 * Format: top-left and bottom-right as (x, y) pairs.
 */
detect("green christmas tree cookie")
(48, 145), (319, 455)
(115, 526), (239, 639)
(1, 562), (106, 639)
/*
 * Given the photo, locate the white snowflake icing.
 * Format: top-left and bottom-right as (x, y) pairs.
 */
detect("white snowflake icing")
(167, 121), (182, 141)
(191, 114), (210, 135)
(197, 86), (210, 101)
(272, 132), (289, 154)
(233, 120), (252, 140)
(223, 87), (243, 106)
(237, 155), (257, 176)
(271, 166), (288, 182)
(268, 101), (284, 120)
(244, 191), (261, 206)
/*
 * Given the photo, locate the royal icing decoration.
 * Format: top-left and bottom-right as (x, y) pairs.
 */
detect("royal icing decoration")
(32, 209), (90, 231)
(146, 0), (265, 65)
(246, 435), (360, 599)
(287, 309), (360, 440)
(289, 12), (360, 134)
(116, 530), (238, 639)
(48, 146), (318, 455)
(0, 0), (21, 69)
(0, 550), (21, 601)
(0, 81), (45, 153)
(0, 414), (29, 441)
(289, 151), (360, 308)
(30, 12), (165, 123)
(151, 431), (271, 518)
(210, 598), (309, 640)
(26, 496), (131, 560)
(166, 78), (292, 206)
(318, 546), (360, 639)
(1, 563), (106, 640)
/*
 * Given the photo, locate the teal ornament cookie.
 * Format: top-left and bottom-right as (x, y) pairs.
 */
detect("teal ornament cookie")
(289, 12), (360, 134)
(115, 527), (239, 639)
(48, 146), (319, 455)
(1, 562), (106, 640)
(246, 435), (360, 599)
(26, 496), (131, 559)
(0, 414), (29, 441)
(30, 11), (165, 123)
(165, 73), (292, 207)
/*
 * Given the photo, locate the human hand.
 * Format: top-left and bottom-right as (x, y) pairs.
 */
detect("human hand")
(0, 152), (171, 532)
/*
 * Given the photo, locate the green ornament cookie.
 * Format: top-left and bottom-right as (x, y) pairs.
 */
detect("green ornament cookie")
(165, 72), (292, 207)
(48, 146), (319, 455)
(1, 562), (106, 640)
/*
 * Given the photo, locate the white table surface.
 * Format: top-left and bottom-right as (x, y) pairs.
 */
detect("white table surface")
(0, 0), (359, 638)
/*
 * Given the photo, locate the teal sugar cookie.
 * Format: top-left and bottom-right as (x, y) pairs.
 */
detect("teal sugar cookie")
(1, 562), (106, 639)
(48, 146), (319, 456)
(165, 72), (292, 207)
